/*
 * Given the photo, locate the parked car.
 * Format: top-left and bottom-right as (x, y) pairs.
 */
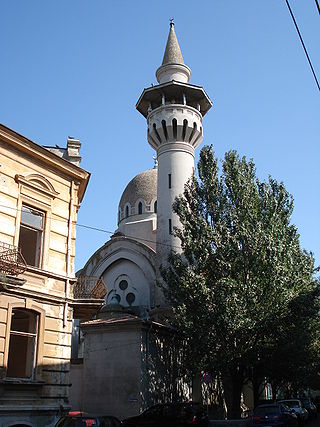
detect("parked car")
(55, 412), (122, 427)
(122, 402), (209, 427)
(277, 400), (308, 426)
(300, 398), (317, 420)
(314, 395), (320, 411)
(251, 403), (298, 427)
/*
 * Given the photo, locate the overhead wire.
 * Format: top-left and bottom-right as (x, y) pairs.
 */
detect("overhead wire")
(285, 0), (320, 93)
(0, 203), (182, 250)
(314, 0), (320, 17)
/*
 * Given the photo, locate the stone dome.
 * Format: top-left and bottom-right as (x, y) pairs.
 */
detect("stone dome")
(119, 168), (157, 211)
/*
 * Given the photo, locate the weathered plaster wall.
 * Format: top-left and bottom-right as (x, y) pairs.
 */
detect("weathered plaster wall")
(80, 326), (142, 419)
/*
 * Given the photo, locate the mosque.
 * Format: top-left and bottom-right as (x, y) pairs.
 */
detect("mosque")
(69, 22), (213, 419)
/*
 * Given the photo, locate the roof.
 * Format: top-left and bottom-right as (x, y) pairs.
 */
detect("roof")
(162, 21), (185, 66)
(0, 123), (90, 202)
(119, 168), (157, 209)
(136, 80), (212, 118)
(81, 312), (173, 332)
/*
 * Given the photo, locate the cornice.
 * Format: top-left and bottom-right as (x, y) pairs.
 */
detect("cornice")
(0, 124), (90, 202)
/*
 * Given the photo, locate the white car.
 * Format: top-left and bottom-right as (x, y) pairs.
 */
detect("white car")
(277, 399), (308, 425)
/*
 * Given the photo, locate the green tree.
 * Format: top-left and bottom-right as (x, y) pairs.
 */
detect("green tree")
(161, 146), (318, 419)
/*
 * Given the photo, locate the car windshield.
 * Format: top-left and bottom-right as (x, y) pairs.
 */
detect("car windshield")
(280, 401), (299, 409)
(254, 406), (279, 415)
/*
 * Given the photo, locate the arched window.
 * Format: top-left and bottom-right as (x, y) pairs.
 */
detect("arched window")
(7, 309), (39, 378)
(154, 200), (157, 213)
(138, 202), (143, 215)
(125, 205), (129, 218)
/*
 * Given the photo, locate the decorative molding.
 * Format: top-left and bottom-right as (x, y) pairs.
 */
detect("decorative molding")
(15, 174), (59, 199)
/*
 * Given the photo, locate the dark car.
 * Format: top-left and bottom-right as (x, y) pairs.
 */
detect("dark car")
(55, 412), (122, 427)
(300, 398), (317, 420)
(277, 399), (308, 426)
(251, 403), (298, 427)
(314, 396), (320, 412)
(122, 402), (209, 427)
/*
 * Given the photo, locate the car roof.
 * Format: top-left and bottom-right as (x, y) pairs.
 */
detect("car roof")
(66, 414), (117, 418)
(254, 404), (281, 411)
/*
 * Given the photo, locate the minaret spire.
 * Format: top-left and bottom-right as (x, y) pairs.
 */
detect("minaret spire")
(161, 19), (184, 66)
(156, 21), (191, 84)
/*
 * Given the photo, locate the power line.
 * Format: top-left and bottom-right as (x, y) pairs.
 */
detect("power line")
(0, 203), (181, 250)
(77, 222), (181, 250)
(315, 0), (320, 17)
(285, 0), (320, 93)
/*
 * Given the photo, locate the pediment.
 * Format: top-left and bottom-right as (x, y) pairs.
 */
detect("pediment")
(15, 173), (59, 198)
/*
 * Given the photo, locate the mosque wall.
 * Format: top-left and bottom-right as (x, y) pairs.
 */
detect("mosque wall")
(76, 321), (143, 419)
(70, 317), (191, 420)
(117, 215), (156, 251)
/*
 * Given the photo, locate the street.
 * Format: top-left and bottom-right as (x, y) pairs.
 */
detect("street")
(307, 417), (320, 427)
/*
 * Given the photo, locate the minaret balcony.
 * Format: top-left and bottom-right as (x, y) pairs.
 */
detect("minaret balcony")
(147, 104), (203, 150)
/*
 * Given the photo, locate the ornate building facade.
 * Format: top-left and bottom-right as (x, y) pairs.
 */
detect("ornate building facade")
(0, 125), (101, 426)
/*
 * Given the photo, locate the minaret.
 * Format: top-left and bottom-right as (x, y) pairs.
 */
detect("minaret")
(136, 22), (212, 304)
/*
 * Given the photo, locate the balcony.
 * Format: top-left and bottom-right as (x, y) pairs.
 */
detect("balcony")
(0, 241), (27, 289)
(0, 241), (27, 276)
(71, 276), (107, 320)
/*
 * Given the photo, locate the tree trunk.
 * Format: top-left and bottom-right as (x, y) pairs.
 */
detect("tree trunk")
(252, 375), (265, 407)
(222, 370), (243, 419)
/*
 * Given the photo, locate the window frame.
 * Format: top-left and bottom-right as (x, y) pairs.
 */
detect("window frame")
(14, 198), (51, 270)
(14, 173), (57, 270)
(4, 302), (45, 381)
(6, 308), (39, 379)
(18, 204), (45, 268)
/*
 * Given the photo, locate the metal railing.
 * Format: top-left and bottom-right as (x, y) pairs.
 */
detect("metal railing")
(0, 241), (27, 276)
(73, 276), (107, 300)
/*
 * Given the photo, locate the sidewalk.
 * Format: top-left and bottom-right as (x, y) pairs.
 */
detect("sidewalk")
(209, 420), (249, 427)
(307, 417), (320, 427)
(209, 418), (320, 427)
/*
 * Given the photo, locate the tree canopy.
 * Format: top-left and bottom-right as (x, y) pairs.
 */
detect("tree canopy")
(161, 146), (319, 418)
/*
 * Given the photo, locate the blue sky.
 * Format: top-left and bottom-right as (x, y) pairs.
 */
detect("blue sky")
(1, 1), (319, 271)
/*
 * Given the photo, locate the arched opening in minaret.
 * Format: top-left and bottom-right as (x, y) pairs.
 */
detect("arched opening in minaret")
(125, 205), (129, 218)
(153, 123), (162, 144)
(161, 120), (168, 141)
(188, 122), (197, 143)
(138, 201), (143, 215)
(154, 200), (157, 213)
(182, 119), (188, 141)
(172, 118), (177, 140)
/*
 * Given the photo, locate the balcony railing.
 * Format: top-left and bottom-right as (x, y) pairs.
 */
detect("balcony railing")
(73, 276), (107, 300)
(0, 241), (27, 276)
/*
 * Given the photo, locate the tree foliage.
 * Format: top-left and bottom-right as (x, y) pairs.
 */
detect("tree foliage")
(161, 146), (319, 418)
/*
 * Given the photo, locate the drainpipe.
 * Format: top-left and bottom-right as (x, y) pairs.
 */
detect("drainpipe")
(63, 180), (74, 327)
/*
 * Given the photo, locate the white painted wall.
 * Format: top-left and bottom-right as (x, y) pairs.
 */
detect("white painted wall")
(156, 145), (195, 264)
(103, 259), (150, 308)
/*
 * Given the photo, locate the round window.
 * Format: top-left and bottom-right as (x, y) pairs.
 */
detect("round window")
(119, 280), (128, 290)
(126, 293), (136, 306)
